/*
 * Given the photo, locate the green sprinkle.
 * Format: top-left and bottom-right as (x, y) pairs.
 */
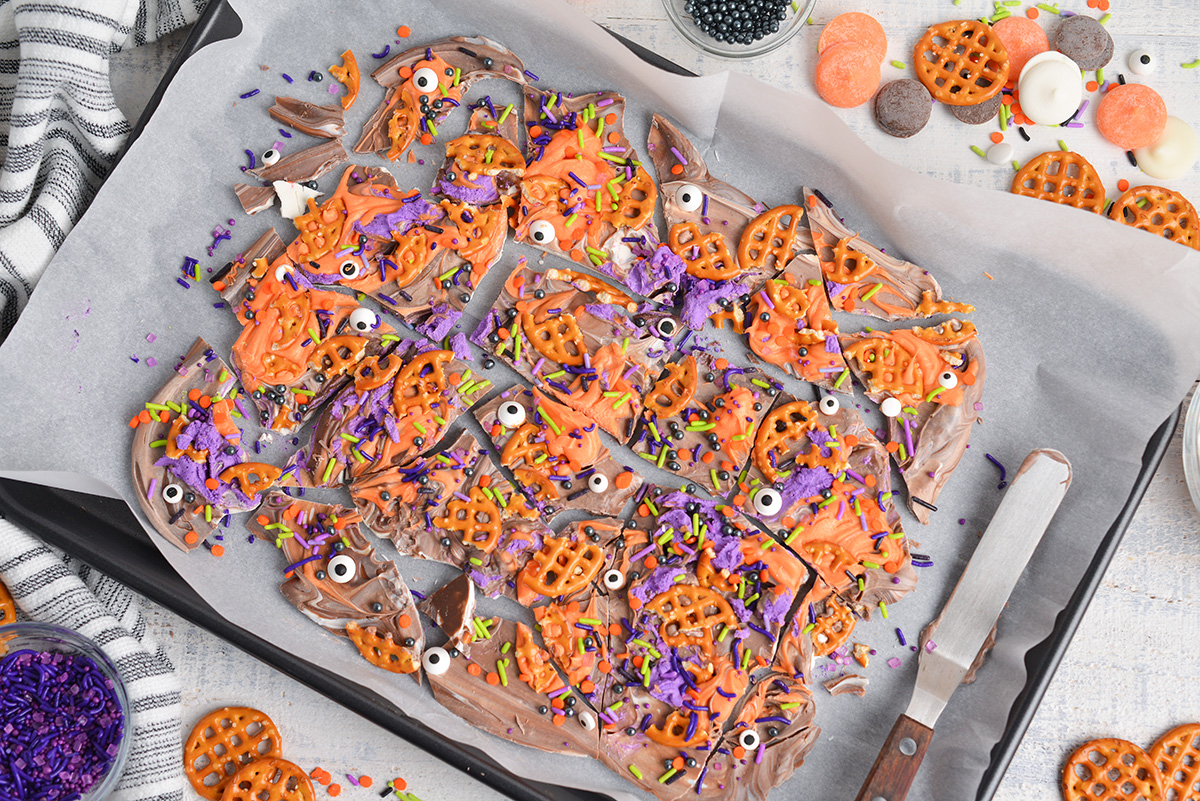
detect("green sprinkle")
(834, 369), (850, 389)
(925, 386), (946, 402)
(740, 646), (752, 670)
(438, 264), (462, 282)
(779, 701), (801, 710)
(144, 402), (169, 411)
(786, 525), (803, 545)
(322, 459), (337, 484)
(292, 388), (315, 397)
(613, 392), (631, 410)
(658, 769), (677, 784)
(750, 378), (771, 389)
(1184, 58), (1200, 69)
(204, 505), (212, 523)
(496, 658), (509, 686)
(803, 623), (815, 634)
(861, 283), (884, 301)
(629, 766), (643, 780)
(469, 557), (483, 566)
(1012, 160), (1021, 172)
(686, 421), (716, 432)
(537, 405), (562, 435)
(340, 433), (361, 443)
(862, 560), (881, 570)
(1057, 139), (1069, 152)
(501, 641), (512, 654)
(970, 145), (987, 159)
(711, 469), (721, 490)
(1035, 2), (1058, 12)
(1098, 12), (1111, 24)
(148, 438), (168, 448)
(657, 444), (669, 468)
(565, 213), (578, 228)
(890, 60), (906, 69)
(381, 333), (401, 342)
(436, 454), (453, 464)
(879, 601), (890, 619)
(307, 326), (321, 344)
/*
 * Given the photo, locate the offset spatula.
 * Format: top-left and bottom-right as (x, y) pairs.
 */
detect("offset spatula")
(855, 449), (1073, 801)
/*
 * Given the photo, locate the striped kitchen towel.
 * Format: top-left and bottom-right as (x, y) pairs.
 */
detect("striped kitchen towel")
(0, 0), (206, 343)
(0, 517), (184, 801)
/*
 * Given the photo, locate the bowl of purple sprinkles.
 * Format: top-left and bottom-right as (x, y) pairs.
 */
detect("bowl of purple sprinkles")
(0, 623), (130, 800)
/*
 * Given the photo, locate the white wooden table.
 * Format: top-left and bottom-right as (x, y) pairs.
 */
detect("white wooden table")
(107, 2), (1200, 799)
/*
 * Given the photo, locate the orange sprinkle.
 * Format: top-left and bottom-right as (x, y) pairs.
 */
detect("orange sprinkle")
(638, 503), (650, 517)
(1098, 0), (1109, 8)
(670, 164), (683, 175)
(720, 506), (735, 518)
(628, 596), (643, 610)
(552, 714), (566, 727)
(1026, 6), (1039, 16)
(467, 663), (482, 676)
(715, 358), (729, 370)
(138, 410), (152, 424)
(781, 515), (795, 529)
(497, 327), (510, 340)
(597, 660), (612, 674)
(184, 532), (199, 545)
(391, 778), (408, 792)
(128, 417), (139, 428)
(842, 299), (856, 311)
(295, 395), (310, 406)
(328, 784), (342, 797)
(159, 410), (170, 423)
(1117, 178), (1130, 191)
(205, 478), (219, 491)
(672, 757), (685, 770)
(1001, 94), (1013, 106)
(864, 474), (877, 488)
(486, 672), (500, 686)
(1085, 80), (1099, 93)
(528, 125), (543, 138)
(608, 623), (623, 636)
(398, 614), (412, 628)
(397, 25), (411, 37)
(580, 680), (595, 693)
(569, 248), (585, 262)
(198, 395), (212, 409)
(614, 472), (633, 489)
(607, 132), (620, 144)
(631, 655), (644, 669)
(448, 372), (462, 386)
(358, 776), (373, 789)
(732, 746), (746, 759)
(478, 474), (491, 487)
(700, 451), (716, 464)
(984, 272), (995, 281)
(885, 441), (900, 453)
(420, 133), (433, 146)
(732, 494), (746, 508)
(212, 280), (226, 292)
(210, 544), (225, 557)
(605, 113), (617, 125)
(844, 435), (859, 447)
(989, 132), (1004, 144)
(188, 388), (201, 401)
(644, 556), (659, 569)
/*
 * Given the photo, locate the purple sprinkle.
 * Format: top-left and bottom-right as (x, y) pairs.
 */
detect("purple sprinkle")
(282, 73), (293, 83)
(372, 45), (391, 59)
(239, 89), (260, 99)
(896, 628), (907, 646)
(176, 278), (191, 289)
(279, 129), (292, 138)
(524, 69), (539, 81)
(985, 453), (1008, 489)
(669, 146), (688, 165)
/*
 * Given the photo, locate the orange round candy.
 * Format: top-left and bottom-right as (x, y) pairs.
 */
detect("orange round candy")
(818, 13), (888, 64)
(991, 17), (1048, 80)
(1096, 84), (1167, 150)
(815, 43), (882, 109)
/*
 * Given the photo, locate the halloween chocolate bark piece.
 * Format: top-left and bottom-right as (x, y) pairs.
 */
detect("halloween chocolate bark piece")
(473, 263), (674, 442)
(585, 486), (810, 797)
(269, 96), (347, 139)
(631, 351), (780, 496)
(475, 386), (641, 519)
(355, 36), (527, 161)
(841, 319), (985, 524)
(425, 616), (601, 757)
(234, 139), (349, 217)
(695, 672), (819, 801)
(289, 339), (482, 489)
(433, 101), (524, 206)
(248, 493), (423, 674)
(419, 573), (477, 656)
(804, 188), (974, 320)
(744, 254), (851, 393)
(514, 517), (627, 608)
(130, 338), (281, 553)
(271, 165), (495, 335)
(648, 114), (814, 331)
(349, 431), (549, 600)
(514, 87), (658, 282)
(215, 242), (397, 434)
(736, 392), (915, 613)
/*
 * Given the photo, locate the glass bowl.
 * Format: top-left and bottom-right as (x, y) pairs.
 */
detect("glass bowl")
(1183, 388), (1200, 512)
(661, 0), (819, 59)
(0, 622), (132, 799)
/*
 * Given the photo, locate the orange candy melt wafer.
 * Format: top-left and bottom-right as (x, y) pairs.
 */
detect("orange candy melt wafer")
(815, 43), (882, 109)
(991, 16), (1049, 81)
(1096, 83), (1167, 150)
(818, 12), (888, 64)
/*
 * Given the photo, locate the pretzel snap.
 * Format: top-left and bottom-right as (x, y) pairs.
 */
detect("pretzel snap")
(308, 335), (368, 379)
(353, 352), (402, 392)
(520, 536), (605, 597)
(647, 709), (710, 748)
(646, 585), (739, 656)
(738, 205), (806, 275)
(521, 311), (587, 366)
(1150, 723), (1200, 801)
(646, 355), (698, 419)
(1011, 151), (1105, 213)
(515, 621), (564, 694)
(387, 228), (434, 288)
(345, 620), (418, 674)
(810, 596), (856, 657)
(218, 463), (283, 498)
(436, 485), (502, 553)
(393, 349), (453, 416)
(913, 20), (1009, 106)
(500, 423), (552, 468)
(601, 166), (657, 231)
(1110, 185), (1200, 250)
(1063, 738), (1164, 801)
(753, 401), (848, 482)
(221, 757), (314, 801)
(445, 133), (524, 173)
(290, 196), (346, 263)
(184, 707), (283, 801)
(669, 222), (740, 280)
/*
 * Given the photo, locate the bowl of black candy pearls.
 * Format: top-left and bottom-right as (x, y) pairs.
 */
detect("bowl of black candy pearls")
(664, 0), (818, 58)
(0, 623), (131, 800)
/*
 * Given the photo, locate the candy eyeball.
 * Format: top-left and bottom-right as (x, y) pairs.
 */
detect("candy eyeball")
(578, 711), (596, 731)
(603, 569), (626, 590)
(349, 307), (378, 333)
(1128, 49), (1155, 75)
(412, 67), (440, 93)
(588, 473), (610, 493)
(937, 370), (959, 389)
(326, 553), (356, 584)
(422, 646), (450, 675)
(497, 400), (526, 427)
(339, 259), (362, 280)
(274, 264), (292, 283)
(818, 395), (840, 415)
(738, 729), (761, 750)
(161, 483), (184, 504)
(753, 487), (783, 516)
(674, 184), (703, 212)
(262, 148), (281, 166)
(653, 318), (678, 339)
(880, 397), (903, 418)
(528, 219), (556, 245)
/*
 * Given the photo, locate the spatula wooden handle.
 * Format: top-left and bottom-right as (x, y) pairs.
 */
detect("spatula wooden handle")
(854, 714), (935, 801)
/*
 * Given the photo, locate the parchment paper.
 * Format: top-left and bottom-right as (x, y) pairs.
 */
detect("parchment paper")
(2, 1), (1200, 799)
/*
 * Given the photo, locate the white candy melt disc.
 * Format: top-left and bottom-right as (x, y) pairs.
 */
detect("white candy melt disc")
(1134, 117), (1199, 181)
(1016, 51), (1083, 126)
(987, 142), (1014, 166)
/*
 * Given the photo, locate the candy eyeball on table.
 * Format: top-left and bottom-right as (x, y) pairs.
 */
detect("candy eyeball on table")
(261, 148), (280, 166)
(1128, 49), (1155, 75)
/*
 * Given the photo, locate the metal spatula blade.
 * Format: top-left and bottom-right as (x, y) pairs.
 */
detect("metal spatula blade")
(854, 449), (1072, 801)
